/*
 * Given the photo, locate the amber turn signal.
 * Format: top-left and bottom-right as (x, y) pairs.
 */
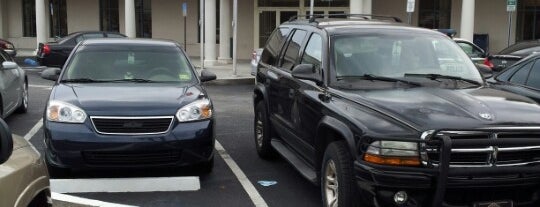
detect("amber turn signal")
(363, 153), (421, 166)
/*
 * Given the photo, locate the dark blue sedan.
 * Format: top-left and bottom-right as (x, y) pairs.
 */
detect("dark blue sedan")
(41, 39), (217, 176)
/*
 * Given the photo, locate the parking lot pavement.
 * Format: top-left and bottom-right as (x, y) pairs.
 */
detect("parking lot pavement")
(6, 69), (320, 207)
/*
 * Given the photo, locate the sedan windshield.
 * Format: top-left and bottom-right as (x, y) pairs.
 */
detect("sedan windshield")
(62, 45), (195, 83)
(332, 31), (483, 84)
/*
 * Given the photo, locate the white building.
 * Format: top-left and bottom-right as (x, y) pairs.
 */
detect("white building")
(0, 0), (534, 63)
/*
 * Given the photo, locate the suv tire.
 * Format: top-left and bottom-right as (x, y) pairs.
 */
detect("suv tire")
(254, 101), (276, 159)
(322, 141), (359, 207)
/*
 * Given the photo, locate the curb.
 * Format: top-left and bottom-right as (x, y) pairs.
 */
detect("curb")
(205, 77), (255, 86)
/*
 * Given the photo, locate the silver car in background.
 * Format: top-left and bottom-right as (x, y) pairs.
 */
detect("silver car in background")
(251, 48), (263, 76)
(0, 49), (28, 117)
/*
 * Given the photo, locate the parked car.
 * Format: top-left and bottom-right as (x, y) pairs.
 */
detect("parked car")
(254, 14), (540, 207)
(37, 31), (127, 68)
(454, 38), (487, 64)
(0, 49), (28, 118)
(0, 118), (51, 207)
(41, 39), (216, 176)
(251, 48), (263, 76)
(485, 40), (540, 71)
(488, 53), (540, 102)
(0, 38), (17, 57)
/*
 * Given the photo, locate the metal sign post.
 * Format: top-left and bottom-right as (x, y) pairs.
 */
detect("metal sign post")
(199, 0), (204, 70)
(232, 0), (238, 76)
(182, 2), (187, 52)
(406, 0), (415, 25)
(507, 0), (517, 46)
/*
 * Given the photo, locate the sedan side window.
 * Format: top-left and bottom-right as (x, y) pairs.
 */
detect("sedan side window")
(457, 42), (484, 58)
(526, 60), (540, 89)
(301, 33), (322, 70)
(280, 29), (307, 71)
(509, 61), (533, 85)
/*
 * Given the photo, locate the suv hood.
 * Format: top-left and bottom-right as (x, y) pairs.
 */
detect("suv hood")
(51, 83), (203, 116)
(345, 87), (540, 131)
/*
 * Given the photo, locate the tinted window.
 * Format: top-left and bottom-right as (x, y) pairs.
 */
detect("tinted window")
(526, 60), (540, 89)
(509, 61), (533, 84)
(0, 51), (7, 64)
(107, 33), (125, 38)
(281, 30), (307, 70)
(260, 28), (290, 66)
(301, 33), (323, 70)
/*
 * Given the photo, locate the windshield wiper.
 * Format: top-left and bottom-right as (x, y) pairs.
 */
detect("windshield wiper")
(107, 78), (154, 83)
(337, 74), (421, 86)
(404, 73), (482, 86)
(60, 78), (105, 83)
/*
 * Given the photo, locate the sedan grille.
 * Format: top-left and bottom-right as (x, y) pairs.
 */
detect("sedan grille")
(422, 131), (540, 167)
(91, 116), (174, 135)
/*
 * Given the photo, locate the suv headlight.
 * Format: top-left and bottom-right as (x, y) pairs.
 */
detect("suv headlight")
(364, 141), (420, 166)
(176, 99), (212, 122)
(46, 101), (87, 123)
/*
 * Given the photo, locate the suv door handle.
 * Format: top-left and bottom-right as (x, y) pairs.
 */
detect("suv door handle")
(267, 70), (279, 81)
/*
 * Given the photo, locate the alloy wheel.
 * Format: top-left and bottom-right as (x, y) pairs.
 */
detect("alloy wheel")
(324, 160), (339, 207)
(256, 111), (264, 148)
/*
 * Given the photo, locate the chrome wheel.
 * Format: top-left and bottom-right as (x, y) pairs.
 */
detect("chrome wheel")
(324, 160), (339, 207)
(256, 112), (264, 147)
(22, 84), (28, 109)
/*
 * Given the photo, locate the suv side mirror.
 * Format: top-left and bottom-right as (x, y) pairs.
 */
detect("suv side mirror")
(200, 69), (217, 82)
(1, 61), (18, 70)
(41, 68), (61, 81)
(291, 64), (323, 85)
(475, 63), (493, 79)
(0, 118), (13, 165)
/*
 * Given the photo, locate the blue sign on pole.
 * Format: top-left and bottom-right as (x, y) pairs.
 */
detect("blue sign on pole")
(182, 3), (187, 17)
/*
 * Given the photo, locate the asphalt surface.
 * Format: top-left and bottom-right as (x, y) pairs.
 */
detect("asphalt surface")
(6, 69), (320, 207)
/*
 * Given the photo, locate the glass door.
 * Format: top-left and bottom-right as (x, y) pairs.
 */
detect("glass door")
(258, 10), (299, 47)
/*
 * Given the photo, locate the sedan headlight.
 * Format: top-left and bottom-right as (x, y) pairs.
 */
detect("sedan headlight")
(364, 141), (420, 166)
(46, 101), (87, 123)
(176, 99), (212, 122)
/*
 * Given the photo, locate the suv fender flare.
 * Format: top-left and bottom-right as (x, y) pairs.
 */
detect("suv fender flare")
(253, 83), (268, 107)
(317, 116), (357, 157)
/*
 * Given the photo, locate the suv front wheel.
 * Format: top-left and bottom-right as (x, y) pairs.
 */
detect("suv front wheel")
(322, 141), (359, 207)
(254, 101), (275, 159)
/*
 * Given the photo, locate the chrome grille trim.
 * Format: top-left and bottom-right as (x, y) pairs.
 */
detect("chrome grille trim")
(420, 129), (540, 168)
(90, 116), (174, 135)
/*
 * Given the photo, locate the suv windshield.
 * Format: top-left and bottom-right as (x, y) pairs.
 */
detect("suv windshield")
(62, 45), (195, 83)
(332, 31), (483, 84)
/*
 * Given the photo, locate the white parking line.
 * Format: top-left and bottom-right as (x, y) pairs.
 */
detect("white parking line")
(24, 118), (43, 141)
(52, 193), (138, 207)
(215, 140), (269, 207)
(51, 176), (200, 193)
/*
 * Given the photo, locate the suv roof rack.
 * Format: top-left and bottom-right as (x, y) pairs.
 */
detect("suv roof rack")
(288, 14), (403, 23)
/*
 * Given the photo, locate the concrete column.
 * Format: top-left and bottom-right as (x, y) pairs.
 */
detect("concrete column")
(125, 0), (136, 38)
(362, 0), (372, 15)
(36, 0), (47, 49)
(350, 0), (362, 14)
(204, 0), (217, 66)
(460, 0), (475, 41)
(218, 0), (231, 64)
(0, 0), (4, 38)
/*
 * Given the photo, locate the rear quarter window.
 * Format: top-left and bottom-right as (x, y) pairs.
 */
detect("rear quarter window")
(260, 28), (290, 66)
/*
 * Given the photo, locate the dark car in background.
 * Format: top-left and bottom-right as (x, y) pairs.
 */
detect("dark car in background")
(485, 40), (540, 71)
(40, 39), (216, 176)
(37, 31), (126, 68)
(0, 39), (16, 57)
(488, 53), (540, 102)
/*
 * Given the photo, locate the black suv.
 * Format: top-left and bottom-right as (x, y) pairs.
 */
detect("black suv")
(253, 14), (540, 207)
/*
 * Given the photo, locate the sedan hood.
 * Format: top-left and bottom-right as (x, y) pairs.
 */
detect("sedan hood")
(345, 87), (540, 131)
(51, 83), (203, 116)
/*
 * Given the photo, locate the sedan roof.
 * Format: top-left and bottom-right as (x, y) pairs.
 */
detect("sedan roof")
(80, 38), (179, 47)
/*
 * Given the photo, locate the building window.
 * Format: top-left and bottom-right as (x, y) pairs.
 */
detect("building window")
(517, 0), (540, 41)
(259, 0), (299, 7)
(100, 0), (120, 32)
(136, 0), (152, 38)
(418, 0), (451, 29)
(49, 0), (68, 37)
(303, 0), (348, 7)
(22, 0), (36, 37)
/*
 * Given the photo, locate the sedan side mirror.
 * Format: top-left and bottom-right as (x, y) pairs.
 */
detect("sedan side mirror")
(200, 69), (217, 82)
(0, 118), (13, 165)
(41, 68), (61, 81)
(1, 61), (18, 70)
(291, 64), (323, 85)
